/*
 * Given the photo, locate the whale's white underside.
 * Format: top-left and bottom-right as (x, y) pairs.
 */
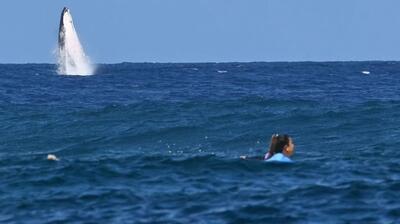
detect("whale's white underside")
(58, 8), (94, 76)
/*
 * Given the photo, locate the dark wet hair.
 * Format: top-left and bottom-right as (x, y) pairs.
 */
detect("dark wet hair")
(269, 134), (290, 154)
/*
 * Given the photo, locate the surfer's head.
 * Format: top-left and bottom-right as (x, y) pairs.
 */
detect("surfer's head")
(269, 134), (294, 157)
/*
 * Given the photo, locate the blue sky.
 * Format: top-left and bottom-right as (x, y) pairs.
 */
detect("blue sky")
(0, 0), (400, 63)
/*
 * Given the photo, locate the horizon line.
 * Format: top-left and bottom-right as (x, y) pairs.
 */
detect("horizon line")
(0, 59), (399, 65)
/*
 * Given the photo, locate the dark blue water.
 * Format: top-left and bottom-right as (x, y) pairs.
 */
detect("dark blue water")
(1, 62), (400, 223)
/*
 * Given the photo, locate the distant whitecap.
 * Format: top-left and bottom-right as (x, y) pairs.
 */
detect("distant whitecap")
(362, 71), (370, 75)
(47, 154), (59, 161)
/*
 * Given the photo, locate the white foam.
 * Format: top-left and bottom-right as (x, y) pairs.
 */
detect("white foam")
(57, 8), (94, 76)
(362, 71), (370, 75)
(47, 154), (59, 161)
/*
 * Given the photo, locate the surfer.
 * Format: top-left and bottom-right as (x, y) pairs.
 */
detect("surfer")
(240, 134), (295, 160)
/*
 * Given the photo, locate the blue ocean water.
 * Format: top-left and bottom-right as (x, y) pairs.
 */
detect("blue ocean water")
(1, 62), (400, 223)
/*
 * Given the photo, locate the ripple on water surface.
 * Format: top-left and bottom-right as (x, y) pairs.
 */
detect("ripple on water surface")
(0, 62), (400, 223)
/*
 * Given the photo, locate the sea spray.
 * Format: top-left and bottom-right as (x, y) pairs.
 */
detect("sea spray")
(57, 7), (94, 76)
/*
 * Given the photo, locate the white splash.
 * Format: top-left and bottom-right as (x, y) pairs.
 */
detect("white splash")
(57, 7), (94, 76)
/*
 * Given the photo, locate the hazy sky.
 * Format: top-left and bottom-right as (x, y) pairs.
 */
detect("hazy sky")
(1, 0), (400, 63)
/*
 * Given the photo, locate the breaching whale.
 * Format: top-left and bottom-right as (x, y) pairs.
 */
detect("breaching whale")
(58, 7), (94, 75)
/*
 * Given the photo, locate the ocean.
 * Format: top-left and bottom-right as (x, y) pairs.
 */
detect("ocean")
(1, 62), (400, 223)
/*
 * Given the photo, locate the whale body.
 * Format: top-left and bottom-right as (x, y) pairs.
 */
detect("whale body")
(58, 7), (94, 75)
